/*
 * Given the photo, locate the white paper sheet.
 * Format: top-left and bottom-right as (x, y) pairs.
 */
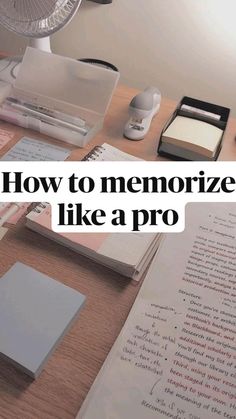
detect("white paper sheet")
(0, 136), (71, 161)
(78, 203), (236, 419)
(98, 233), (156, 266)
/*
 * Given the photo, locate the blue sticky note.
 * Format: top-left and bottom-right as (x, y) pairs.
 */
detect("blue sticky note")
(0, 262), (86, 378)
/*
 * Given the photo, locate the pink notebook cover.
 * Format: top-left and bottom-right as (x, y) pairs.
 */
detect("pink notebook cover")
(35, 207), (108, 252)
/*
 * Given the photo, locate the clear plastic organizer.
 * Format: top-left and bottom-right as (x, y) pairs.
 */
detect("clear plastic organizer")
(0, 47), (120, 147)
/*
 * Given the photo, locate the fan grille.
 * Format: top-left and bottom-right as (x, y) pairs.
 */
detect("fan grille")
(0, 0), (82, 37)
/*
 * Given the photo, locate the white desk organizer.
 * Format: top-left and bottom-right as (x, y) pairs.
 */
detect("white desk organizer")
(0, 47), (120, 147)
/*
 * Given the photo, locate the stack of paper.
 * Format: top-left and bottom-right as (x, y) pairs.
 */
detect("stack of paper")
(26, 204), (161, 280)
(160, 116), (223, 160)
(25, 143), (161, 281)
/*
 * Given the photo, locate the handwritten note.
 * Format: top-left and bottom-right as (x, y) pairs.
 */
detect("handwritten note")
(77, 203), (236, 419)
(1, 136), (71, 161)
(0, 127), (15, 150)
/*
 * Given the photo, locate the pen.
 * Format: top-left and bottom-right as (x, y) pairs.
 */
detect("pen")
(4, 101), (89, 136)
(6, 97), (86, 127)
(0, 106), (84, 138)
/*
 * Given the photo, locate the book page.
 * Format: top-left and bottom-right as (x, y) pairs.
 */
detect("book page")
(78, 203), (236, 419)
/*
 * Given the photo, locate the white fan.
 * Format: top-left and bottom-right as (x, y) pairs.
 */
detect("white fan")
(0, 0), (82, 52)
(0, 0), (82, 82)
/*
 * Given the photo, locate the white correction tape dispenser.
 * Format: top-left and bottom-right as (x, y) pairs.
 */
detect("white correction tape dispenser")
(124, 86), (161, 140)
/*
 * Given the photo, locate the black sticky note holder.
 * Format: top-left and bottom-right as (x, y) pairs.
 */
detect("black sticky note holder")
(157, 96), (230, 161)
(88, 0), (112, 3)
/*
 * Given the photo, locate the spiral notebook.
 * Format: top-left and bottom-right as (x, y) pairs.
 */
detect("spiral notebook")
(26, 144), (160, 280)
(82, 143), (142, 161)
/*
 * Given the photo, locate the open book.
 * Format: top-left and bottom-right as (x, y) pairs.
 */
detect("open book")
(77, 202), (236, 418)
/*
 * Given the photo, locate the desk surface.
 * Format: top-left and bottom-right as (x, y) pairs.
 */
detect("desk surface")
(0, 84), (236, 419)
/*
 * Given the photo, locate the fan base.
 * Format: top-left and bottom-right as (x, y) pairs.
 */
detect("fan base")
(29, 37), (51, 53)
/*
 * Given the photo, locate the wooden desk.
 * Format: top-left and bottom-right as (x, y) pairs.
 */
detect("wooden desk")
(0, 84), (236, 419)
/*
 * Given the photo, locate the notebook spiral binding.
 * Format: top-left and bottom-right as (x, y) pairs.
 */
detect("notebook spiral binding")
(33, 203), (49, 214)
(82, 145), (105, 161)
